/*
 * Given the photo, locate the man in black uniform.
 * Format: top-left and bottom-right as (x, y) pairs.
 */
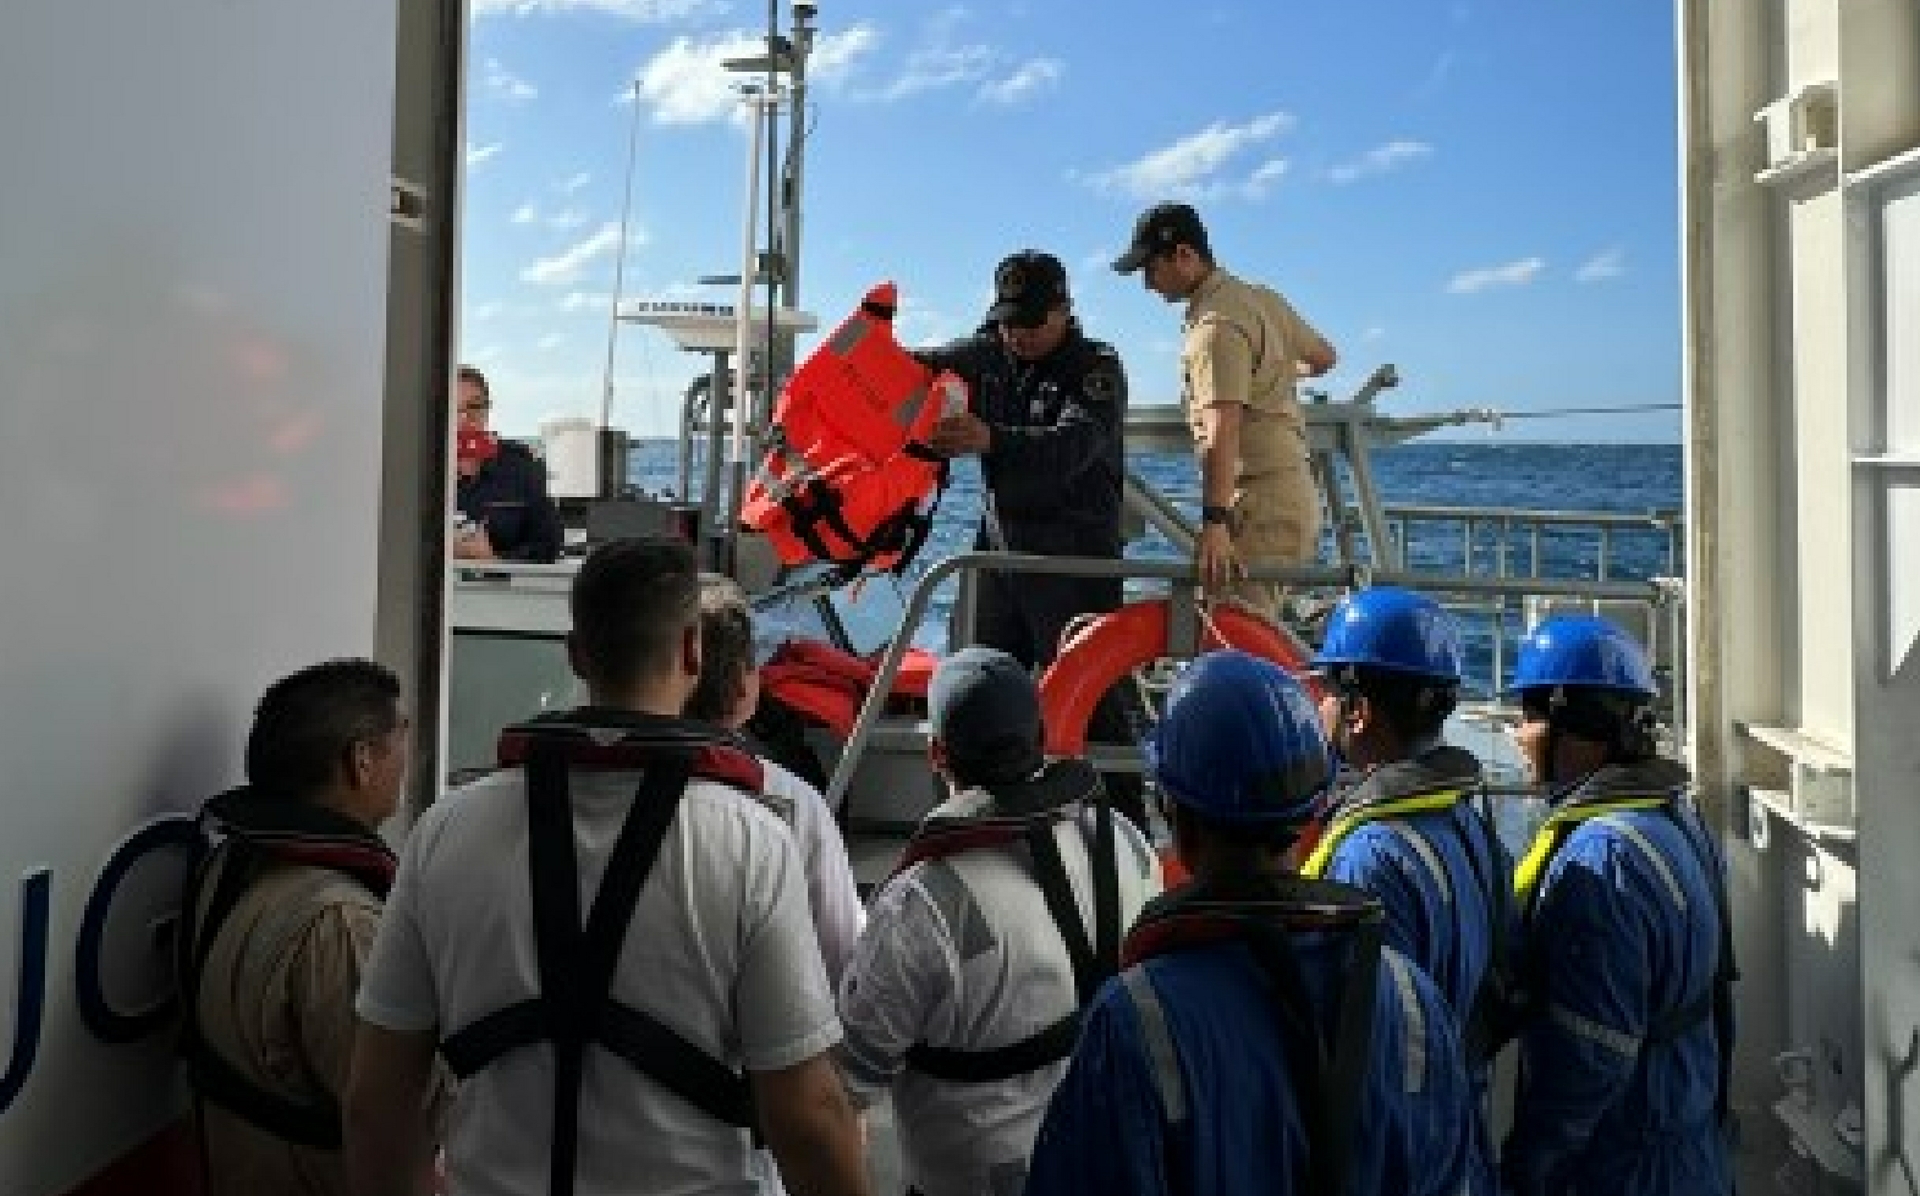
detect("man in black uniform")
(452, 364), (562, 564)
(917, 251), (1146, 828)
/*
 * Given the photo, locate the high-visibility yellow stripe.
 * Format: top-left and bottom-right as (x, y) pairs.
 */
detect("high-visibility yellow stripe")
(1512, 796), (1670, 904)
(1301, 788), (1468, 878)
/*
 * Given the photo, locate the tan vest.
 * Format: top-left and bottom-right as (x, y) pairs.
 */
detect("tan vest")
(1181, 268), (1324, 481)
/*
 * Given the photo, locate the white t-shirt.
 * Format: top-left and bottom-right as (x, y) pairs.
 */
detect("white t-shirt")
(760, 758), (864, 985)
(357, 766), (841, 1196)
(836, 788), (1162, 1196)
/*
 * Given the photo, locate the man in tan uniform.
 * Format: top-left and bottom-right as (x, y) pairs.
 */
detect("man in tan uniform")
(1114, 202), (1336, 620)
(175, 659), (420, 1196)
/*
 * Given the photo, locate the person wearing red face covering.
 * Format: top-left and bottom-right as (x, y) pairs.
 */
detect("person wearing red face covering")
(453, 365), (562, 563)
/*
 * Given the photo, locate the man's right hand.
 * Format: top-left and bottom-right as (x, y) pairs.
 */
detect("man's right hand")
(1195, 523), (1243, 595)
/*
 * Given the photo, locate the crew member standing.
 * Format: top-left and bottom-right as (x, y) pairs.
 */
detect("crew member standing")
(917, 251), (1144, 826)
(1113, 203), (1335, 620)
(1500, 615), (1734, 1196)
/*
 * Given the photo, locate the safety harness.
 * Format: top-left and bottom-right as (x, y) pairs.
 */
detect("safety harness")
(1116, 876), (1387, 1196)
(1300, 760), (1520, 1066)
(439, 710), (767, 1196)
(175, 787), (398, 1154)
(888, 758), (1123, 1084)
(1512, 779), (1738, 1123)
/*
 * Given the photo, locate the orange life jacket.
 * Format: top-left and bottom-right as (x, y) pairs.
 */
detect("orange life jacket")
(740, 282), (968, 575)
(759, 637), (940, 738)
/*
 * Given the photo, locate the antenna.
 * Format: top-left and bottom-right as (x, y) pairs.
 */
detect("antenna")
(600, 77), (644, 435)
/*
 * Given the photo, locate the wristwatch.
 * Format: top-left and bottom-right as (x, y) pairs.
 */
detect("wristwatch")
(1200, 504), (1232, 526)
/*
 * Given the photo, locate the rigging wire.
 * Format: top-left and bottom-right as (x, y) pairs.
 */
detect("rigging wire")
(1491, 402), (1681, 419)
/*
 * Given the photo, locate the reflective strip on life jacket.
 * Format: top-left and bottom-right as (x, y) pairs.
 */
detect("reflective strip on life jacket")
(1512, 795), (1671, 905)
(740, 280), (965, 575)
(1299, 788), (1468, 880)
(898, 792), (1123, 1084)
(1511, 793), (1737, 1118)
(1116, 898), (1386, 1195)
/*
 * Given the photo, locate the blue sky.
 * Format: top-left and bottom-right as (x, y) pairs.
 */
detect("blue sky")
(460, 1), (1682, 443)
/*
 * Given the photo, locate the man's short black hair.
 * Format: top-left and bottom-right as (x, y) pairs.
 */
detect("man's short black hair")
(687, 573), (755, 724)
(246, 659), (402, 801)
(457, 364), (488, 397)
(1520, 685), (1659, 762)
(1332, 665), (1457, 741)
(570, 537), (701, 692)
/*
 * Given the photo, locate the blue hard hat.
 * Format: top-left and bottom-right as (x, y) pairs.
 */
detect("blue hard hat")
(1311, 587), (1465, 683)
(1145, 650), (1333, 825)
(1510, 614), (1657, 698)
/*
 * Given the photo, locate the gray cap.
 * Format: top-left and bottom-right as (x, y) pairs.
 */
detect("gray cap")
(928, 646), (1044, 779)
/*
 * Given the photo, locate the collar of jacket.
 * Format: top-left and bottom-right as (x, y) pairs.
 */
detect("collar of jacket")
(889, 758), (1105, 878)
(1549, 756), (1691, 809)
(1183, 266), (1236, 322)
(203, 785), (398, 896)
(1324, 743), (1482, 819)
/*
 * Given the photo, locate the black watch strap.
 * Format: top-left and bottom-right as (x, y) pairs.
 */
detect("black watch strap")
(1200, 504), (1232, 526)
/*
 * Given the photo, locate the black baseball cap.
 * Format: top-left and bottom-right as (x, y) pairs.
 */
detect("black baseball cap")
(928, 646), (1045, 780)
(986, 250), (1069, 326)
(1113, 202), (1209, 274)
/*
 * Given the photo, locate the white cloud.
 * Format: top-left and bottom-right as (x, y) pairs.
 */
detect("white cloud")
(636, 32), (762, 125)
(978, 57), (1063, 106)
(1241, 157), (1290, 199)
(636, 25), (877, 125)
(511, 203), (539, 224)
(521, 223), (632, 286)
(536, 333), (567, 351)
(872, 11), (993, 102)
(1328, 140), (1433, 183)
(483, 58), (538, 102)
(560, 291), (614, 311)
(559, 171), (593, 193)
(809, 25), (880, 87)
(466, 141), (505, 168)
(1575, 248), (1626, 283)
(1088, 111), (1293, 201)
(548, 208), (590, 232)
(469, 302), (504, 322)
(1446, 256), (1546, 294)
(472, 0), (726, 20)
(1362, 326), (1385, 341)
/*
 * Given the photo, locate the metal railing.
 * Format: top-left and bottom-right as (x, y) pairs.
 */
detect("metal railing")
(823, 550), (1678, 814)
(1380, 503), (1683, 582)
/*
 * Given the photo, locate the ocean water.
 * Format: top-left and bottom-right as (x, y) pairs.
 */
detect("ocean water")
(628, 439), (1683, 695)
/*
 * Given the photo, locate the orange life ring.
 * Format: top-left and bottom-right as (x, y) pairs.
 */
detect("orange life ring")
(1036, 598), (1327, 885)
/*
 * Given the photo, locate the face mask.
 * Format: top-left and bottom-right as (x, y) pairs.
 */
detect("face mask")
(457, 427), (500, 466)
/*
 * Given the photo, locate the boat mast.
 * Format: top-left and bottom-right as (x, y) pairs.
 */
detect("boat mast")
(725, 85), (770, 567)
(599, 78), (644, 439)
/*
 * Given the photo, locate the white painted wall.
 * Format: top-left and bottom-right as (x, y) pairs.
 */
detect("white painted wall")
(0, 0), (401, 1190)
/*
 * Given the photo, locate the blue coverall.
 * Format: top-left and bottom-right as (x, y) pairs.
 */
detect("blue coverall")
(1023, 929), (1493, 1196)
(1306, 745), (1513, 1084)
(1501, 757), (1733, 1196)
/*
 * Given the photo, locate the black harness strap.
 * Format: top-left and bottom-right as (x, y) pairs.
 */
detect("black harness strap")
(1458, 796), (1521, 1065)
(904, 804), (1123, 1084)
(438, 741), (752, 1196)
(177, 842), (345, 1152)
(1242, 915), (1383, 1196)
(1647, 806), (1738, 1125)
